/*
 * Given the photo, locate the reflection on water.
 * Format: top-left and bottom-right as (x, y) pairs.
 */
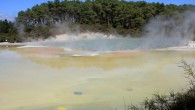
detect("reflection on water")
(0, 47), (195, 110)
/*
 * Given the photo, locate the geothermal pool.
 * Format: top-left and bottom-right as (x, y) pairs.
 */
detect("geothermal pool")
(0, 46), (195, 110)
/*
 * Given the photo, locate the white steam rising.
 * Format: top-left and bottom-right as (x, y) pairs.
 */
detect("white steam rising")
(142, 11), (195, 49)
(26, 11), (195, 51)
(51, 32), (116, 41)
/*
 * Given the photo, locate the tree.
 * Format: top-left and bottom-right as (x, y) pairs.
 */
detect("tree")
(0, 19), (19, 42)
(14, 0), (194, 40)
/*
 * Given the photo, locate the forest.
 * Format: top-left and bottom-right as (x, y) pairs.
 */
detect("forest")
(0, 19), (19, 42)
(0, 0), (195, 42)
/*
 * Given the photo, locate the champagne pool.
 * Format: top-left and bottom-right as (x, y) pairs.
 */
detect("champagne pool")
(0, 45), (195, 110)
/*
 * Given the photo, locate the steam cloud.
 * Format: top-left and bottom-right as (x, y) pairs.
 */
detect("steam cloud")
(142, 11), (195, 49)
(26, 11), (195, 51)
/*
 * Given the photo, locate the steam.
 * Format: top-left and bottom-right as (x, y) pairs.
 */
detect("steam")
(51, 32), (116, 41)
(25, 11), (195, 52)
(142, 11), (195, 49)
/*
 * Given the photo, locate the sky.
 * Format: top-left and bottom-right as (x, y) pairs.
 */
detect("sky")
(0, 0), (195, 21)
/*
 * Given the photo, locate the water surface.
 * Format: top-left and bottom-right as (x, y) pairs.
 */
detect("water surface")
(0, 47), (194, 110)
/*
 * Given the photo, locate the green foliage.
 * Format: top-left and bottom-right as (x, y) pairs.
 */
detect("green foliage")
(128, 60), (195, 110)
(0, 19), (20, 42)
(1, 0), (194, 42)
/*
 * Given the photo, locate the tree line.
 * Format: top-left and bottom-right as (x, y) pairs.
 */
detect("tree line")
(0, 0), (194, 42)
(0, 19), (20, 42)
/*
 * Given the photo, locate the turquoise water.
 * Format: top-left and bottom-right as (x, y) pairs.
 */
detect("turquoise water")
(29, 37), (187, 51)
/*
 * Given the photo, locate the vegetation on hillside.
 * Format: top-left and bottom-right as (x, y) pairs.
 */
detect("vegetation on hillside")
(0, 0), (195, 42)
(0, 19), (20, 42)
